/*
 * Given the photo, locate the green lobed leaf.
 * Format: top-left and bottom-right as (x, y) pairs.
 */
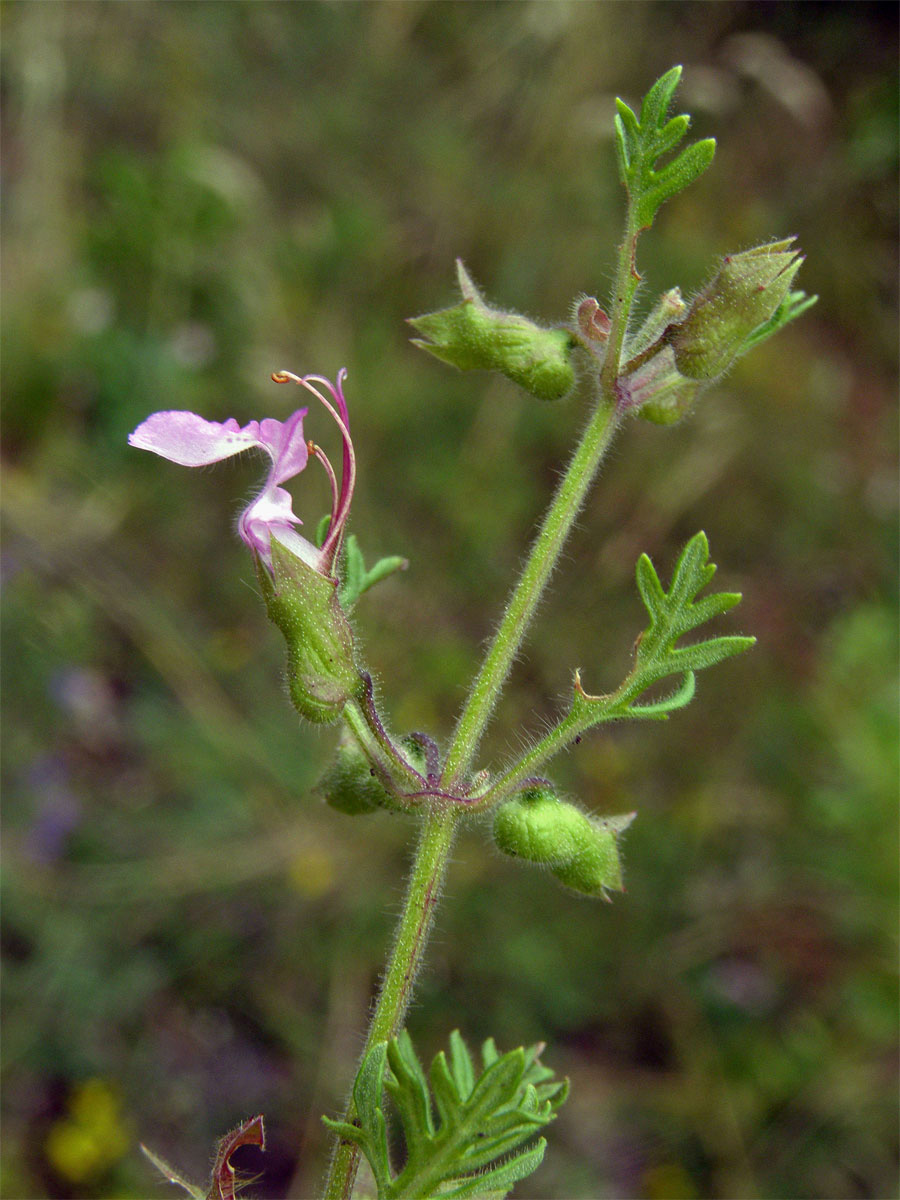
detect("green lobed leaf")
(323, 1042), (393, 1196)
(450, 1030), (477, 1099)
(626, 532), (754, 704)
(437, 1141), (548, 1200)
(625, 670), (697, 718)
(334, 1029), (566, 1200)
(613, 101), (640, 179)
(490, 533), (753, 797)
(639, 65), (682, 132)
(431, 1050), (466, 1130)
(386, 1031), (437, 1170)
(354, 1042), (392, 1138)
(362, 554), (409, 593)
(653, 113), (691, 158)
(613, 65), (715, 229)
(635, 137), (716, 229)
(481, 1038), (500, 1070)
(574, 532), (754, 724)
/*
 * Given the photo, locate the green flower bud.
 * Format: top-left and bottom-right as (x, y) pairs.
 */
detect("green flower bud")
(256, 538), (362, 724)
(625, 287), (686, 361)
(319, 732), (428, 815)
(492, 787), (628, 898)
(319, 731), (390, 814)
(551, 824), (622, 895)
(409, 260), (577, 402)
(493, 786), (590, 865)
(671, 238), (803, 380)
(628, 347), (701, 426)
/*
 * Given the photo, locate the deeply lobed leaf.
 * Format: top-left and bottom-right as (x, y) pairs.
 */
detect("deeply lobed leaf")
(326, 1031), (567, 1200)
(573, 532), (754, 724)
(613, 65), (715, 229)
(625, 531), (754, 709)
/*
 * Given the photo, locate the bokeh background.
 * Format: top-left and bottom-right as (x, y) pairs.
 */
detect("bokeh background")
(2, 3), (897, 1198)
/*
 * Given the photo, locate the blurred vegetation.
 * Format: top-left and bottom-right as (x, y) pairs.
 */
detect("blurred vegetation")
(1, 3), (897, 1198)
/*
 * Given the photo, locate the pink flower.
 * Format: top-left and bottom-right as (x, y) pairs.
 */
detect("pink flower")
(128, 370), (355, 576)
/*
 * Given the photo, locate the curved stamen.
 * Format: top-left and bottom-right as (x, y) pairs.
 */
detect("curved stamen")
(308, 441), (340, 535)
(271, 370), (357, 571)
(305, 368), (350, 427)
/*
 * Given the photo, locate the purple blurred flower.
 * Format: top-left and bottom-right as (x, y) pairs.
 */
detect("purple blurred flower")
(128, 370), (355, 577)
(24, 756), (82, 864)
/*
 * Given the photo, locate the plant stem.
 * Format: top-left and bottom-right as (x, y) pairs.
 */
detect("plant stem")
(322, 199), (645, 1200)
(322, 803), (460, 1200)
(480, 708), (589, 804)
(440, 207), (645, 788)
(343, 692), (425, 793)
(601, 201), (642, 395)
(441, 396), (621, 786)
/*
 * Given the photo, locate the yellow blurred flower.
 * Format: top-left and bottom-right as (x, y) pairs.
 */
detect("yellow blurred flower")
(45, 1078), (131, 1183)
(287, 845), (336, 898)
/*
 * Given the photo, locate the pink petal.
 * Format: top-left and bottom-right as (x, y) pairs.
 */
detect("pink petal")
(128, 411), (262, 467)
(257, 410), (309, 485)
(239, 485), (321, 571)
(239, 484), (301, 544)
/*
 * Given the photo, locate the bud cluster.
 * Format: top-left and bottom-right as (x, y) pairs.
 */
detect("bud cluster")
(406, 238), (805, 429)
(623, 239), (805, 424)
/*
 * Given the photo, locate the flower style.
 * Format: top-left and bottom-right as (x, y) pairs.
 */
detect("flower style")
(128, 369), (355, 577)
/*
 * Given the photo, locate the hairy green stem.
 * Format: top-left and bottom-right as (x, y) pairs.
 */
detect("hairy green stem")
(601, 204), (642, 394)
(480, 709), (590, 806)
(343, 695), (425, 793)
(322, 803), (460, 1200)
(440, 208), (646, 789)
(441, 398), (620, 787)
(475, 680), (636, 809)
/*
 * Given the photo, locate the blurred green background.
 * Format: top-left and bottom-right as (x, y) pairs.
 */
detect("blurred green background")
(2, 3), (897, 1198)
